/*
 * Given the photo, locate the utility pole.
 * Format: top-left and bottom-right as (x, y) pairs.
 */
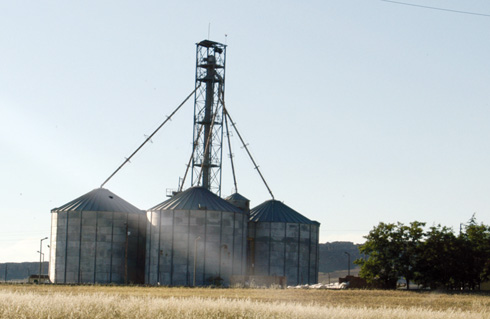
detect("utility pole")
(39, 237), (48, 284)
(37, 251), (45, 280)
(4, 263), (7, 282)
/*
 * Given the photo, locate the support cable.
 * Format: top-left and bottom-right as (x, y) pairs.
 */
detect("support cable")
(223, 105), (275, 200)
(224, 113), (238, 193)
(100, 85), (200, 188)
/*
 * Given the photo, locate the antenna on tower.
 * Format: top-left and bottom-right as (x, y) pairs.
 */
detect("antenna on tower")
(208, 23), (211, 39)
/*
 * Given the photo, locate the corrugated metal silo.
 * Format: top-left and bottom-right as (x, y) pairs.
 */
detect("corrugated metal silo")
(146, 187), (247, 286)
(49, 188), (146, 284)
(248, 200), (320, 285)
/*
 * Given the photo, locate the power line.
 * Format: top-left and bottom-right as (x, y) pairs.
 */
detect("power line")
(381, 0), (490, 17)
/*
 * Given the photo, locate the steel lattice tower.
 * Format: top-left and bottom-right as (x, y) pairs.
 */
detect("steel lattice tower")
(191, 40), (226, 195)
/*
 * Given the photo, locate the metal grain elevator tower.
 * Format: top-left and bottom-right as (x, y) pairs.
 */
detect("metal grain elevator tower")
(191, 40), (227, 195)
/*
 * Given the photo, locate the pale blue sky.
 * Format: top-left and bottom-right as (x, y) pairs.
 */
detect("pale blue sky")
(1, 0), (489, 262)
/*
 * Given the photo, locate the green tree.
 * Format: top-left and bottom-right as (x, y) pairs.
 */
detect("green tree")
(355, 222), (425, 289)
(395, 221), (425, 289)
(357, 219), (490, 290)
(355, 222), (398, 288)
(416, 225), (458, 289)
(462, 218), (490, 289)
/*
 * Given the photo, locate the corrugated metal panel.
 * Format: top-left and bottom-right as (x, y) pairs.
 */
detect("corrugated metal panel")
(249, 200), (317, 224)
(52, 188), (143, 214)
(149, 186), (244, 213)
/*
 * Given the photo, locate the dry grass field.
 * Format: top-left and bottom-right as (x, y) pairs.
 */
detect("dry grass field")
(1, 284), (489, 318)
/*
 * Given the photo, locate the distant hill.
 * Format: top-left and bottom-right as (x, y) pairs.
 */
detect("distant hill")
(0, 262), (48, 281)
(318, 241), (361, 273)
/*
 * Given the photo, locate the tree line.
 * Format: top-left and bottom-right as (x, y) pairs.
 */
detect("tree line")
(355, 216), (490, 290)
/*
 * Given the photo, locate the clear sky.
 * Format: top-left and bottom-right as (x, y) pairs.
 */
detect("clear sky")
(1, 0), (490, 263)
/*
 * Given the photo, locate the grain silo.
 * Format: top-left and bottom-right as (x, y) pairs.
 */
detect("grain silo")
(248, 200), (320, 286)
(145, 186), (247, 286)
(49, 188), (146, 284)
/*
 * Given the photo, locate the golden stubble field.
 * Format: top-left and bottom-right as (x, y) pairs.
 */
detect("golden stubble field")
(1, 284), (489, 319)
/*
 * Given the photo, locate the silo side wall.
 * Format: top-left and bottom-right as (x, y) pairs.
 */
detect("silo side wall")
(247, 215), (318, 285)
(241, 213), (247, 276)
(54, 212), (68, 283)
(159, 210), (174, 285)
(79, 211), (97, 283)
(65, 211), (81, 283)
(298, 224), (311, 285)
(250, 222), (309, 284)
(253, 222), (271, 277)
(126, 212), (146, 284)
(49, 212), (57, 283)
(108, 212), (125, 283)
(219, 211), (235, 285)
(50, 212), (62, 283)
(125, 213), (138, 283)
(189, 210), (205, 286)
(145, 210), (160, 285)
(135, 213), (147, 284)
(247, 222), (256, 276)
(285, 223), (299, 285)
(309, 225), (319, 284)
(172, 210), (190, 286)
(146, 208), (246, 287)
(269, 223), (286, 277)
(51, 205), (144, 285)
(95, 211), (113, 283)
(204, 211), (221, 284)
(231, 212), (246, 276)
(145, 211), (151, 284)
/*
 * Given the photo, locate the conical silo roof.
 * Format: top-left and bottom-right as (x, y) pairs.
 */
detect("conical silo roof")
(52, 188), (143, 214)
(225, 193), (249, 202)
(225, 192), (250, 213)
(249, 199), (317, 224)
(149, 186), (243, 213)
